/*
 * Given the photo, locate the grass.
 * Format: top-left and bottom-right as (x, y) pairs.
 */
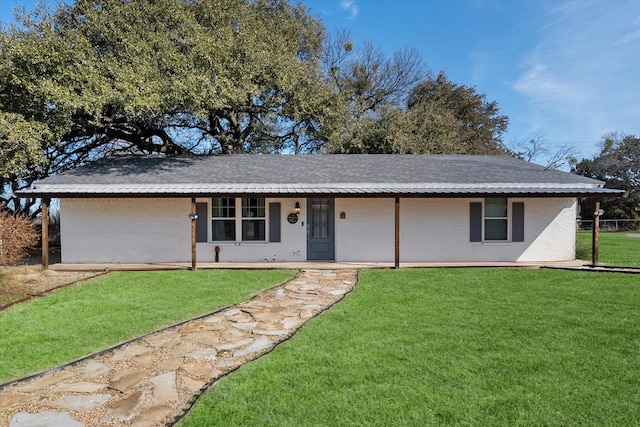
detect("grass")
(576, 230), (640, 267)
(179, 268), (640, 426)
(0, 266), (46, 306)
(0, 266), (97, 307)
(0, 265), (43, 286)
(0, 269), (294, 383)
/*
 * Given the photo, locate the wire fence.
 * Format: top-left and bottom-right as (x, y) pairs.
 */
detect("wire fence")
(577, 219), (640, 231)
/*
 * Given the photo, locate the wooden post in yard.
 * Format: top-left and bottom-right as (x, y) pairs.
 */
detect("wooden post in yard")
(395, 197), (400, 269)
(592, 199), (600, 266)
(191, 197), (197, 271)
(41, 198), (49, 270)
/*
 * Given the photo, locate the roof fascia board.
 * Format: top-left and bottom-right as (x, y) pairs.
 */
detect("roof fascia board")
(16, 190), (625, 199)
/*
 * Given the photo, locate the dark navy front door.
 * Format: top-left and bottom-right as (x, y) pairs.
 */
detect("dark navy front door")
(307, 198), (334, 260)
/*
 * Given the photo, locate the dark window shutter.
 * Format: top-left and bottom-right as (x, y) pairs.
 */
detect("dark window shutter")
(512, 202), (525, 242)
(195, 203), (208, 242)
(470, 202), (482, 242)
(269, 202), (281, 243)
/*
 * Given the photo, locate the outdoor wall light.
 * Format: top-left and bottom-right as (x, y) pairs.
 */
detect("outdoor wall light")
(188, 212), (199, 220)
(594, 208), (605, 217)
(294, 201), (301, 214)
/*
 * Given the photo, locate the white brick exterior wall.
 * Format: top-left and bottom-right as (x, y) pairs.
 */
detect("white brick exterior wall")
(398, 197), (576, 262)
(60, 197), (577, 263)
(195, 198), (307, 262)
(60, 198), (191, 263)
(335, 198), (395, 262)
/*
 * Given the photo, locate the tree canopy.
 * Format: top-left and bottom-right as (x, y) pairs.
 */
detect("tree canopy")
(0, 0), (333, 214)
(1, 1), (512, 216)
(325, 46), (509, 155)
(573, 132), (639, 220)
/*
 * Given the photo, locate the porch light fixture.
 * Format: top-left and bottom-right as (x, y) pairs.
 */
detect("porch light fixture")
(294, 201), (301, 214)
(594, 208), (605, 216)
(188, 212), (198, 220)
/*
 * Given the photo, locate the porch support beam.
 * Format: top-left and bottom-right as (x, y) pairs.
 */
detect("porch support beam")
(395, 197), (400, 269)
(592, 199), (600, 266)
(41, 198), (50, 270)
(191, 197), (197, 271)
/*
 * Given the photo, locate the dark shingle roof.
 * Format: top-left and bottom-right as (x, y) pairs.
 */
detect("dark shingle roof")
(19, 154), (622, 198)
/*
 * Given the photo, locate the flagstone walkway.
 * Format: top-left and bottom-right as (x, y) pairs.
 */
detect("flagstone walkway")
(0, 269), (358, 427)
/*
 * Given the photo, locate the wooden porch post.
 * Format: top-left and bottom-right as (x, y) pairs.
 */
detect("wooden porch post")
(395, 197), (400, 269)
(191, 197), (197, 271)
(592, 199), (600, 266)
(41, 198), (49, 270)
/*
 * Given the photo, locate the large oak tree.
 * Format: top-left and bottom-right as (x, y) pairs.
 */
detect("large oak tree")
(0, 0), (334, 215)
(1, 1), (513, 217)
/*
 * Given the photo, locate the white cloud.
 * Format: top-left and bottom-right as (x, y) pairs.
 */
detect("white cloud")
(619, 14), (640, 44)
(511, 1), (640, 148)
(340, 0), (359, 19)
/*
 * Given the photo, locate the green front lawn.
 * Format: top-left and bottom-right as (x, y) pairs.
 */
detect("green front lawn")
(576, 230), (640, 267)
(0, 269), (294, 383)
(180, 268), (640, 426)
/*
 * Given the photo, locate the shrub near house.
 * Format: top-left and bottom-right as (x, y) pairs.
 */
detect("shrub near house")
(0, 208), (38, 266)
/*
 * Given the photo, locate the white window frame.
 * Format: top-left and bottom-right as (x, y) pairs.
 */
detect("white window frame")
(241, 197), (266, 241)
(210, 197), (267, 243)
(483, 197), (510, 242)
(211, 197), (236, 241)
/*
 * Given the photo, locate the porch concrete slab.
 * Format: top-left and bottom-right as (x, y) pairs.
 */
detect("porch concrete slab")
(47, 260), (589, 272)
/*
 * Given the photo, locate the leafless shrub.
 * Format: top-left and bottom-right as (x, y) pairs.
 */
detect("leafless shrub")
(0, 205), (39, 266)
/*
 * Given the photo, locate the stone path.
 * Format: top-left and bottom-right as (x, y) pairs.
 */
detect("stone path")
(0, 269), (358, 427)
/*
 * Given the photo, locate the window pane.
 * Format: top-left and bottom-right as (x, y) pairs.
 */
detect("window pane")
(242, 198), (265, 218)
(212, 220), (235, 241)
(242, 220), (265, 241)
(485, 218), (508, 240)
(311, 201), (330, 238)
(485, 198), (507, 218)
(212, 198), (235, 218)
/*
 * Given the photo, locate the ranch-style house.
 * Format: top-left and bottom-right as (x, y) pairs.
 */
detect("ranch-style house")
(19, 154), (622, 268)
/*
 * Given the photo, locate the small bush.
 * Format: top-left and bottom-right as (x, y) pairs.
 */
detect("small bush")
(0, 207), (39, 266)
(575, 233), (591, 261)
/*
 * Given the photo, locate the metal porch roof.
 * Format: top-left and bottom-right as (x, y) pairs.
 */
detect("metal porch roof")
(18, 154), (623, 198)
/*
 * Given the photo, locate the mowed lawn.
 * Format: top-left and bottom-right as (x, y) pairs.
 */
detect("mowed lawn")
(0, 270), (294, 383)
(576, 230), (640, 267)
(179, 268), (640, 426)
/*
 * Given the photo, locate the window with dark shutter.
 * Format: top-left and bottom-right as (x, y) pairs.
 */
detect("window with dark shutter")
(195, 202), (208, 243)
(269, 203), (281, 242)
(470, 202), (482, 242)
(512, 202), (525, 242)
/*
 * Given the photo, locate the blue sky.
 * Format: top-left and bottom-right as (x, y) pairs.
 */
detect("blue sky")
(305, 0), (640, 159)
(1, 0), (639, 160)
